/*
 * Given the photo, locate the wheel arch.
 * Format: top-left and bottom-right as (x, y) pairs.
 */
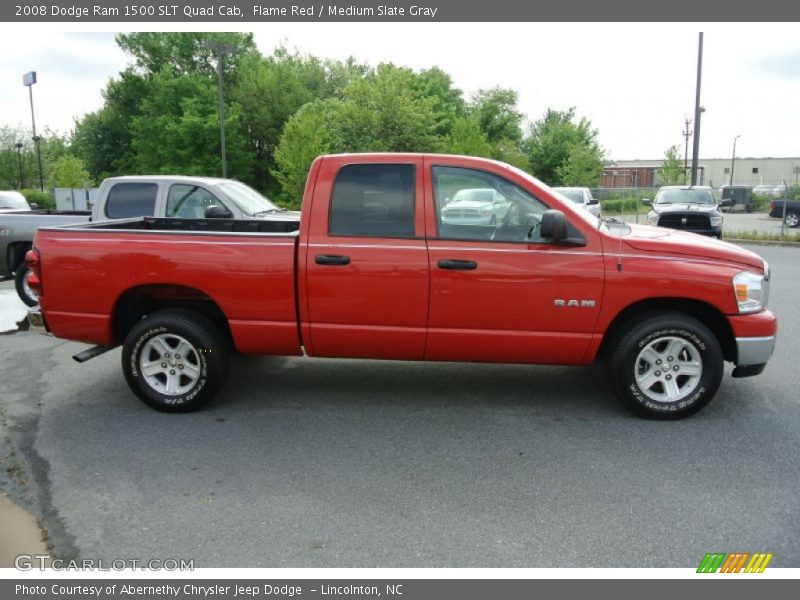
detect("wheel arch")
(599, 297), (736, 363)
(6, 241), (32, 276)
(111, 284), (233, 348)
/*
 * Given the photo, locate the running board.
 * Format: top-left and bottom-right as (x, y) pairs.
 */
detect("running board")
(72, 345), (114, 363)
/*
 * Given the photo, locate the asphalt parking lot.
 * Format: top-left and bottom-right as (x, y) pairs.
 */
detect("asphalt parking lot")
(0, 244), (798, 568)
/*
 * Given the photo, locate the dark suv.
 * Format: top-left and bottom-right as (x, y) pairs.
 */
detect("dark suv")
(645, 186), (725, 238)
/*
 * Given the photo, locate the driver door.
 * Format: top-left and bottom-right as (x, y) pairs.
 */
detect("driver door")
(424, 159), (605, 365)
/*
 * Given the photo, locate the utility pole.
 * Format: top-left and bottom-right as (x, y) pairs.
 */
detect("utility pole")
(682, 118), (692, 184)
(690, 33), (704, 187)
(729, 134), (740, 186)
(203, 41), (234, 179)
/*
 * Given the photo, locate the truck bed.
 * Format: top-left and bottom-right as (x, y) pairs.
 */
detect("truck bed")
(35, 217), (302, 356)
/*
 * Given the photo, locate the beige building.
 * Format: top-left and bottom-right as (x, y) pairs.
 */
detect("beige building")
(604, 157), (800, 189)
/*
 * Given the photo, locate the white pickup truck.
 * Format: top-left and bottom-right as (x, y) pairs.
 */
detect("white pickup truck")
(1, 175), (289, 305)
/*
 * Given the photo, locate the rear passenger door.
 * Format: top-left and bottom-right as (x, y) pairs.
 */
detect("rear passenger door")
(303, 159), (429, 360)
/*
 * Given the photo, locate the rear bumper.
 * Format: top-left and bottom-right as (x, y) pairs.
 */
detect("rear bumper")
(27, 306), (48, 334)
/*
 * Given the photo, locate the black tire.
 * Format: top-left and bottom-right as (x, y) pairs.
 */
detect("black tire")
(15, 265), (38, 307)
(784, 211), (799, 228)
(606, 312), (723, 419)
(122, 309), (230, 412)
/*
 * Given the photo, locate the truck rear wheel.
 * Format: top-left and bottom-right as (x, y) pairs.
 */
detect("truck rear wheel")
(606, 312), (723, 419)
(15, 266), (39, 307)
(122, 309), (230, 412)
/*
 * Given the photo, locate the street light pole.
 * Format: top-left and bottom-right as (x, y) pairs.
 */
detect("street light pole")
(203, 41), (234, 179)
(23, 71), (44, 192)
(690, 33), (704, 187)
(729, 134), (740, 186)
(15, 142), (24, 189)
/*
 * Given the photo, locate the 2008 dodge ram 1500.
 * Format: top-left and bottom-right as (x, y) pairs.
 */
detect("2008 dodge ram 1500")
(26, 154), (777, 419)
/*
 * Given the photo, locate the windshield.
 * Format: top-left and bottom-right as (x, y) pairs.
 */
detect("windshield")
(213, 181), (280, 216)
(0, 192), (29, 209)
(554, 189), (584, 204)
(655, 188), (716, 205)
(452, 188), (496, 203)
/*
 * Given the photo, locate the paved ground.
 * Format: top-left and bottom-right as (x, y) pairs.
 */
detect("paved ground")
(618, 211), (794, 236)
(0, 245), (798, 568)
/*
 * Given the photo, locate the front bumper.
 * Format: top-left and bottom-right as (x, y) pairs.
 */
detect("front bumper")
(735, 335), (776, 367)
(27, 306), (48, 334)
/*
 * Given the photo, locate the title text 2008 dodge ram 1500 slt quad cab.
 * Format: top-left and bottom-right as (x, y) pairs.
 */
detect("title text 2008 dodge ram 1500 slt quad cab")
(26, 154), (777, 419)
(1, 175), (291, 306)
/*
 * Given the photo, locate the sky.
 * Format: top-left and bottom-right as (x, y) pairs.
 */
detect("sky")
(0, 23), (798, 161)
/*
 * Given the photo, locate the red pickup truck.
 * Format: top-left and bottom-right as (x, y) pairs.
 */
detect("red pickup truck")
(26, 154), (776, 419)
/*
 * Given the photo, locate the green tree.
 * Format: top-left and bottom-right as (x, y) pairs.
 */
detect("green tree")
(555, 144), (604, 187)
(50, 155), (92, 188)
(657, 145), (685, 185)
(448, 115), (492, 157)
(469, 87), (523, 144)
(273, 101), (335, 207)
(523, 107), (603, 185)
(232, 48), (330, 194)
(130, 67), (252, 179)
(116, 32), (256, 76)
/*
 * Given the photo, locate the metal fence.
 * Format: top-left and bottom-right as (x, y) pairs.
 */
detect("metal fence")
(54, 187), (99, 211)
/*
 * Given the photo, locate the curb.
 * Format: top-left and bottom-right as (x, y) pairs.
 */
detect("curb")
(724, 238), (800, 247)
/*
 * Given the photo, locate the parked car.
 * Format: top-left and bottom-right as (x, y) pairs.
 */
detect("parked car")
(768, 199), (800, 228)
(441, 188), (511, 225)
(552, 187), (601, 217)
(1, 175), (288, 306)
(0, 191), (30, 212)
(644, 186), (726, 238)
(27, 153), (776, 420)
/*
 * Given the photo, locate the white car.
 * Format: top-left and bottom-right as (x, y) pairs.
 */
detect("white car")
(0, 191), (30, 212)
(552, 187), (601, 218)
(441, 188), (511, 225)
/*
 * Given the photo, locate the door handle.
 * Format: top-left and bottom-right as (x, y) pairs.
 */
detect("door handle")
(315, 254), (351, 266)
(437, 259), (478, 270)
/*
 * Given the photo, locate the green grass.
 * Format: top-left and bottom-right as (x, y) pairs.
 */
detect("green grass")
(723, 229), (800, 243)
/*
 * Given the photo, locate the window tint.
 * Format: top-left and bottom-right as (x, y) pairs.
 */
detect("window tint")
(105, 183), (158, 219)
(433, 166), (548, 243)
(167, 184), (224, 218)
(329, 164), (415, 238)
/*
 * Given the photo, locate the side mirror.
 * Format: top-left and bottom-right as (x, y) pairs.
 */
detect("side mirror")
(588, 198), (599, 205)
(641, 198), (652, 206)
(720, 198), (733, 207)
(29, 202), (39, 210)
(205, 205), (232, 219)
(540, 210), (568, 241)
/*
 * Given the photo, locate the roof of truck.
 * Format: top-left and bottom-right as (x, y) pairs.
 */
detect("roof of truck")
(102, 175), (233, 185)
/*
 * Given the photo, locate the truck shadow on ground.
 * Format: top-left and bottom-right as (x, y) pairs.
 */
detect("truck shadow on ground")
(215, 354), (622, 418)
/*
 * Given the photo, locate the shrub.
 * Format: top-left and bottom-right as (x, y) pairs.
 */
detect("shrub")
(20, 188), (54, 209)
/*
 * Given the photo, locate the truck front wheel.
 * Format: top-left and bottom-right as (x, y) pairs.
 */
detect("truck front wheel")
(606, 312), (723, 419)
(122, 309), (230, 412)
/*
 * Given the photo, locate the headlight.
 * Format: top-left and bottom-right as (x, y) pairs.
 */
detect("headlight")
(647, 212), (658, 225)
(710, 215), (723, 227)
(732, 271), (768, 313)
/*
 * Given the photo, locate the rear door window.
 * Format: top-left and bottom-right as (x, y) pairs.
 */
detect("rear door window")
(328, 164), (415, 238)
(105, 183), (158, 219)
